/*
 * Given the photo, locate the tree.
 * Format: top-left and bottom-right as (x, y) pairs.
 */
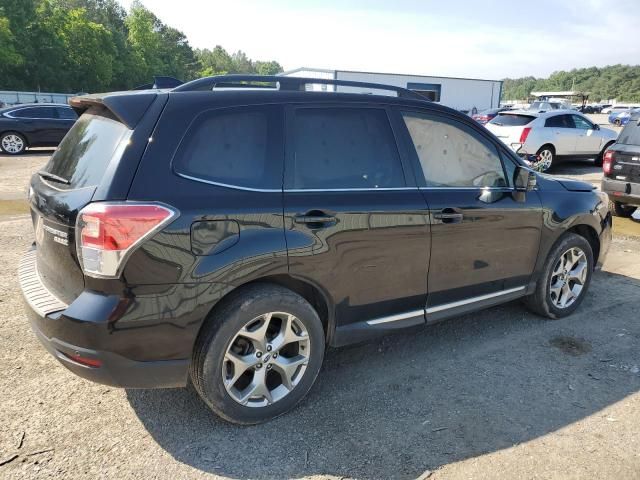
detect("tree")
(254, 60), (283, 76)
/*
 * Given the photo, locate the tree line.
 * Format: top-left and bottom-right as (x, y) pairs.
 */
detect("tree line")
(502, 65), (640, 103)
(0, 0), (283, 93)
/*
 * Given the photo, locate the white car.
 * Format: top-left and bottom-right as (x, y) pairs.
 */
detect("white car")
(485, 110), (618, 171)
(601, 105), (633, 115)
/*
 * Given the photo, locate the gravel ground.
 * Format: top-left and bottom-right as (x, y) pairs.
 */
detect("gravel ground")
(1, 153), (639, 480)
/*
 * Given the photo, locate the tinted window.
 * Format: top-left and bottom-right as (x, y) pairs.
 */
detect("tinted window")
(545, 114), (574, 128)
(57, 107), (78, 120)
(10, 107), (56, 119)
(618, 120), (640, 145)
(42, 107), (131, 189)
(173, 106), (282, 190)
(489, 114), (535, 126)
(402, 112), (507, 188)
(289, 108), (405, 189)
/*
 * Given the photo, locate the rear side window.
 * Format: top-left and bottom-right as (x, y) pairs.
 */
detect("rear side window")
(618, 120), (640, 145)
(489, 114), (535, 126)
(402, 112), (507, 188)
(42, 107), (131, 190)
(10, 107), (56, 119)
(57, 107), (78, 120)
(173, 106), (282, 190)
(545, 115), (573, 128)
(288, 108), (405, 189)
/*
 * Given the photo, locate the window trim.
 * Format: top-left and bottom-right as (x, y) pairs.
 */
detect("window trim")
(284, 104), (411, 191)
(170, 104), (285, 192)
(397, 108), (512, 189)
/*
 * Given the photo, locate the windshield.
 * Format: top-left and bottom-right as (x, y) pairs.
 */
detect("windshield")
(489, 114), (536, 126)
(42, 107), (131, 190)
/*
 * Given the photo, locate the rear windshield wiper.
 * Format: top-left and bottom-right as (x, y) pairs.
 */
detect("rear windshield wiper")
(37, 171), (70, 185)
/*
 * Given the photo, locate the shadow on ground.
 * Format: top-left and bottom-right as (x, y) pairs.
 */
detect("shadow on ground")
(127, 270), (640, 479)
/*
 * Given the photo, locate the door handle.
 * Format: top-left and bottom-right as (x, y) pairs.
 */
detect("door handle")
(433, 208), (463, 224)
(294, 212), (337, 227)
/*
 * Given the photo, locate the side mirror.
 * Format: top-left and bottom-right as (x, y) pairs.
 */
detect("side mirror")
(514, 166), (537, 192)
(593, 124), (600, 130)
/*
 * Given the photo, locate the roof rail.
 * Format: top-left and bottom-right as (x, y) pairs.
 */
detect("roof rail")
(173, 74), (427, 101)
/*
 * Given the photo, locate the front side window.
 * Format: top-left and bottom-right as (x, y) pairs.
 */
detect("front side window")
(402, 112), (507, 188)
(57, 107), (78, 120)
(572, 115), (593, 130)
(288, 108), (405, 189)
(173, 106), (282, 190)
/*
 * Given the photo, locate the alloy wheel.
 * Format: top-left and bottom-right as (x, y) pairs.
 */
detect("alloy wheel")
(549, 247), (588, 309)
(222, 312), (311, 407)
(535, 149), (553, 172)
(1, 134), (25, 154)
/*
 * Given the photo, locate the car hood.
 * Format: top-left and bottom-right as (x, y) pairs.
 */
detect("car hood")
(600, 127), (618, 140)
(555, 178), (595, 192)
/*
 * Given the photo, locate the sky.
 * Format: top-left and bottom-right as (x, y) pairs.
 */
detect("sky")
(117, 0), (640, 79)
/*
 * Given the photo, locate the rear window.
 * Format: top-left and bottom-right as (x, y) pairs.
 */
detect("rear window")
(42, 107), (131, 189)
(173, 106), (283, 190)
(489, 114), (535, 126)
(618, 119), (640, 145)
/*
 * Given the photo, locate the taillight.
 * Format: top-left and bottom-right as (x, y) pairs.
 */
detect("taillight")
(76, 203), (177, 278)
(602, 150), (614, 175)
(519, 127), (532, 143)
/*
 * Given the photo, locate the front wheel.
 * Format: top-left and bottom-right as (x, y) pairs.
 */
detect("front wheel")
(190, 284), (325, 425)
(0, 132), (27, 155)
(610, 200), (637, 218)
(523, 233), (594, 319)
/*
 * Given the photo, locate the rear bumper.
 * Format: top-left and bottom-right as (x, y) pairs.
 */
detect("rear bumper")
(19, 248), (191, 388)
(29, 317), (189, 388)
(602, 177), (640, 206)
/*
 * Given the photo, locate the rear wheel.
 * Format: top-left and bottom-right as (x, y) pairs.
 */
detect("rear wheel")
(0, 132), (26, 155)
(190, 284), (325, 425)
(610, 200), (637, 218)
(534, 145), (555, 172)
(523, 233), (593, 319)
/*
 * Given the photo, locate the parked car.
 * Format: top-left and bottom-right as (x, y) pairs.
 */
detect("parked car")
(472, 107), (512, 124)
(602, 105), (631, 115)
(486, 110), (618, 171)
(20, 75), (612, 424)
(0, 103), (77, 155)
(602, 110), (640, 217)
(608, 108), (640, 126)
(528, 100), (572, 112)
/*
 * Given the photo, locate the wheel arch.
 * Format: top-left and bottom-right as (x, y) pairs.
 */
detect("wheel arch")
(567, 223), (600, 266)
(536, 143), (556, 154)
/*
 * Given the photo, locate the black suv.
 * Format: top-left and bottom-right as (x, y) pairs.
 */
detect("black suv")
(602, 110), (640, 217)
(19, 76), (612, 424)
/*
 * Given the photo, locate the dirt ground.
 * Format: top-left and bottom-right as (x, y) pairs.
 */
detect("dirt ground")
(1, 152), (639, 480)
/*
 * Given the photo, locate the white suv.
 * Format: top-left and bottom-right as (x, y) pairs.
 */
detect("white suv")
(486, 110), (618, 171)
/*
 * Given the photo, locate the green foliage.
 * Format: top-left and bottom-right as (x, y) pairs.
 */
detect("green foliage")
(503, 65), (640, 103)
(0, 0), (283, 93)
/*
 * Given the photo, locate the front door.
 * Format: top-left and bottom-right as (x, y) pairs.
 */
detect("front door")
(571, 114), (602, 155)
(283, 105), (431, 343)
(396, 110), (543, 319)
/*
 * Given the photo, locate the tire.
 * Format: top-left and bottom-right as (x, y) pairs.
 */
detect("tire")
(523, 233), (594, 319)
(609, 200), (637, 218)
(594, 141), (614, 167)
(190, 283), (325, 425)
(614, 119), (622, 127)
(0, 132), (27, 155)
(534, 145), (555, 172)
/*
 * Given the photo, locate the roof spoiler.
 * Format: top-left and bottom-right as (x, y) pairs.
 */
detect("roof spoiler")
(68, 91), (158, 129)
(133, 76), (184, 90)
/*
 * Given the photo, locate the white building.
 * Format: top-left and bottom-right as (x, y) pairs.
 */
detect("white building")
(280, 67), (503, 112)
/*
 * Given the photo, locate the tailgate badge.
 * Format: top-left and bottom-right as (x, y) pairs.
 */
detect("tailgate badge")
(36, 218), (69, 246)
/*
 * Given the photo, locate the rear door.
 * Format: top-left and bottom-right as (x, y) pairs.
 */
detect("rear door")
(397, 109), (542, 319)
(544, 114), (576, 155)
(283, 105), (430, 338)
(9, 106), (59, 145)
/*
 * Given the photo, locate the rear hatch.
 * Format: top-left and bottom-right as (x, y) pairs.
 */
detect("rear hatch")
(607, 116), (640, 183)
(30, 107), (134, 304)
(485, 112), (536, 150)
